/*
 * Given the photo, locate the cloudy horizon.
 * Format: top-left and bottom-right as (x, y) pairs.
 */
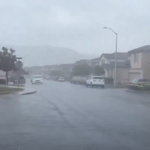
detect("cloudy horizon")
(0, 0), (150, 54)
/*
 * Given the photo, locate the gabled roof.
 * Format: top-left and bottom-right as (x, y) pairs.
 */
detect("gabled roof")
(100, 52), (127, 60)
(90, 57), (100, 61)
(102, 60), (130, 69)
(128, 45), (150, 55)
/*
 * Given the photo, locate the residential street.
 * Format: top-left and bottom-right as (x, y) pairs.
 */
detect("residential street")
(0, 80), (150, 150)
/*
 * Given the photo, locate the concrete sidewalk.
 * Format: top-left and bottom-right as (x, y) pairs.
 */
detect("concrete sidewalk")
(0, 83), (37, 95)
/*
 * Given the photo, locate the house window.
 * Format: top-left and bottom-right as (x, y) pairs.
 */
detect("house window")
(134, 53), (138, 62)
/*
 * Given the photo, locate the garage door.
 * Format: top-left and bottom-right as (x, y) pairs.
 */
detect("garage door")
(129, 73), (141, 82)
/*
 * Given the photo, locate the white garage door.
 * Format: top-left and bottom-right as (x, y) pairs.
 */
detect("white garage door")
(129, 73), (141, 82)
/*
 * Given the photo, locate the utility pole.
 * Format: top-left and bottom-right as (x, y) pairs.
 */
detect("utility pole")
(103, 27), (118, 86)
(16, 57), (23, 88)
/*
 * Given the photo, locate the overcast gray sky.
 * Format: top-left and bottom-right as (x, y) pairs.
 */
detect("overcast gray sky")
(0, 0), (150, 54)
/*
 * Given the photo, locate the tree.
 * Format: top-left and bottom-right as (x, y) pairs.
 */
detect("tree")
(0, 47), (17, 84)
(20, 68), (29, 75)
(93, 65), (105, 76)
(71, 64), (92, 76)
(50, 70), (63, 77)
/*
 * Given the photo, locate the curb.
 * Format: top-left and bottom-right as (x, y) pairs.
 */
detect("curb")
(20, 90), (37, 95)
(126, 89), (150, 94)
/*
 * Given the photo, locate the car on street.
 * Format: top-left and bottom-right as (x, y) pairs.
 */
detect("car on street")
(58, 77), (65, 82)
(31, 75), (43, 84)
(86, 76), (105, 88)
(128, 78), (150, 90)
(130, 78), (150, 84)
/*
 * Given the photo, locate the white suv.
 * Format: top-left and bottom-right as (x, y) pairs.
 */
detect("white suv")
(86, 76), (105, 88)
(31, 75), (43, 84)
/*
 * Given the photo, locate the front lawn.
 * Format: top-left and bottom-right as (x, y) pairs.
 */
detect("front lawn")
(0, 87), (23, 94)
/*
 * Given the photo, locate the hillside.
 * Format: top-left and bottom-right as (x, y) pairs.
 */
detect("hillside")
(1, 45), (97, 66)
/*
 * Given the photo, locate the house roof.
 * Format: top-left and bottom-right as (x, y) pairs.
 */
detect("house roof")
(102, 60), (130, 69)
(90, 57), (99, 61)
(128, 45), (150, 55)
(100, 52), (127, 60)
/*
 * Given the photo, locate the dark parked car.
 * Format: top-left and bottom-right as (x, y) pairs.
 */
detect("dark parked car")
(8, 76), (26, 85)
(14, 76), (26, 85)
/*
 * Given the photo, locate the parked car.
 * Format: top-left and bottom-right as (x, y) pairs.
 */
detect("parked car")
(31, 75), (43, 84)
(128, 78), (150, 90)
(14, 76), (26, 85)
(58, 77), (65, 82)
(86, 76), (105, 88)
(8, 75), (26, 85)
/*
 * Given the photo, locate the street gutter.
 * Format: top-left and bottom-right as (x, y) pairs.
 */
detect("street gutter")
(20, 90), (37, 95)
(126, 89), (150, 94)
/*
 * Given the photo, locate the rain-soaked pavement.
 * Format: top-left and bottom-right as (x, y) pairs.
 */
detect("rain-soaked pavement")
(0, 80), (150, 150)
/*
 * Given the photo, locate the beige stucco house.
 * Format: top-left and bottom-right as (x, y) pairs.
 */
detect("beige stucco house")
(99, 52), (130, 84)
(75, 58), (99, 67)
(100, 45), (150, 84)
(128, 45), (150, 81)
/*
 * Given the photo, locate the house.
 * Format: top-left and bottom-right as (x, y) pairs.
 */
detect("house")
(100, 45), (150, 84)
(41, 63), (73, 78)
(75, 58), (99, 67)
(99, 52), (130, 84)
(59, 64), (73, 73)
(86, 58), (99, 67)
(100, 52), (128, 65)
(128, 45), (150, 81)
(24, 66), (42, 75)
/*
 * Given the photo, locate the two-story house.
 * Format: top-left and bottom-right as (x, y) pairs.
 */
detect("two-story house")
(99, 52), (128, 65)
(99, 52), (130, 84)
(128, 45), (150, 81)
(75, 58), (99, 67)
(86, 58), (100, 67)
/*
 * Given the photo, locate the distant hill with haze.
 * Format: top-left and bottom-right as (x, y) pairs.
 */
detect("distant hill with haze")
(0, 45), (97, 66)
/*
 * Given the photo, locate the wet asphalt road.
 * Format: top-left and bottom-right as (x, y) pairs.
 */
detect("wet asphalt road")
(0, 80), (150, 150)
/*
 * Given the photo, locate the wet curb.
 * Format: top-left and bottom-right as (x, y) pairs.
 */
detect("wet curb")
(19, 90), (37, 95)
(126, 89), (150, 94)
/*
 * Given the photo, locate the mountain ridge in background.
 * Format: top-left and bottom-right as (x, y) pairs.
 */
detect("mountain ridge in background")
(0, 45), (97, 66)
